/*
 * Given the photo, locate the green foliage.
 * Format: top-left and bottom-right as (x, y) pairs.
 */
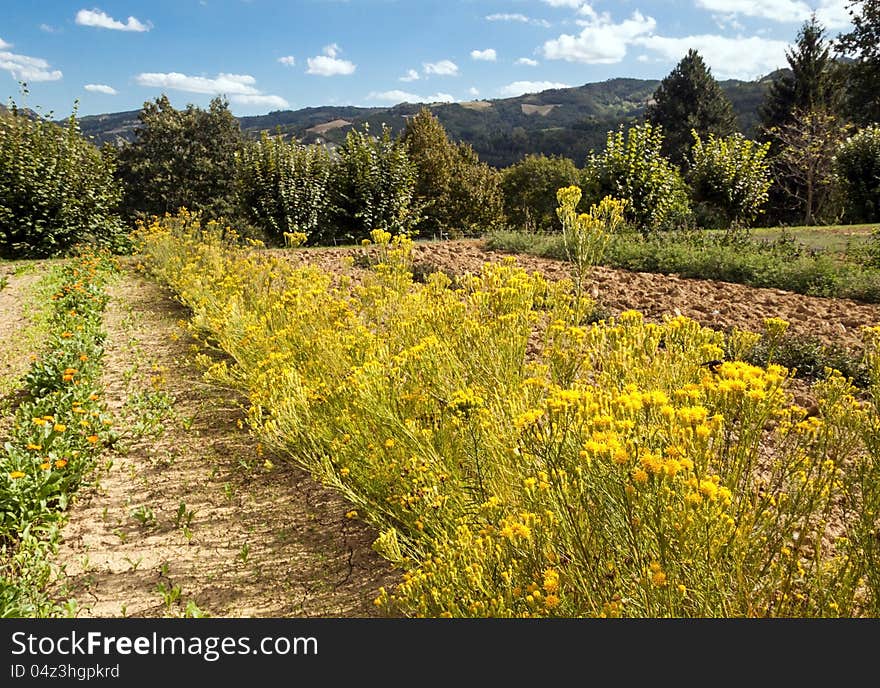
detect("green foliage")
(583, 122), (691, 233)
(834, 125), (880, 223)
(0, 100), (123, 258)
(115, 95), (242, 221)
(645, 49), (738, 165)
(235, 131), (332, 245)
(834, 0), (880, 124)
(331, 123), (419, 241)
(402, 108), (504, 238)
(501, 154), (582, 231)
(760, 16), (836, 138)
(688, 132), (772, 228)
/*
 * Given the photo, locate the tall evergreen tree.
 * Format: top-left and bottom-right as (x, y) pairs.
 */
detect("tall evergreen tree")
(834, 0), (880, 124)
(645, 49), (737, 166)
(759, 15), (835, 139)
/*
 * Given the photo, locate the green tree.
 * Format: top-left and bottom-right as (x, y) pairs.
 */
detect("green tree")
(116, 95), (242, 220)
(770, 108), (852, 225)
(331, 123), (418, 241)
(688, 132), (772, 228)
(583, 122), (691, 233)
(760, 15), (836, 140)
(0, 99), (123, 258)
(645, 49), (737, 166)
(834, 125), (880, 222)
(834, 0), (880, 124)
(401, 108), (504, 238)
(236, 132), (332, 245)
(501, 154), (582, 231)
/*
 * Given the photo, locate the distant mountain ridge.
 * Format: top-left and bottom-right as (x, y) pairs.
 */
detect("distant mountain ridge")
(73, 74), (779, 168)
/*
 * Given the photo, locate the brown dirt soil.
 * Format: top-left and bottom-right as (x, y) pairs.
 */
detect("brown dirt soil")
(279, 240), (880, 350)
(49, 261), (397, 618)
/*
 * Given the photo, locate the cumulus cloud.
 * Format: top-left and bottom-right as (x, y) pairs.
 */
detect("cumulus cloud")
(694, 0), (853, 29)
(400, 68), (420, 82)
(277, 55), (295, 66)
(498, 80), (570, 97)
(485, 13), (550, 28)
(306, 44), (356, 76)
(134, 70), (288, 109)
(468, 87), (480, 97)
(516, 57), (539, 66)
(423, 59), (459, 76)
(635, 33), (790, 80)
(84, 83), (117, 94)
(0, 40), (63, 81)
(367, 89), (454, 104)
(231, 94), (290, 109)
(75, 8), (151, 32)
(471, 48), (497, 62)
(541, 0), (582, 8)
(543, 10), (656, 63)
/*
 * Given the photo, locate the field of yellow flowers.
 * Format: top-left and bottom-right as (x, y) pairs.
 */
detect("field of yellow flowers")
(133, 207), (880, 618)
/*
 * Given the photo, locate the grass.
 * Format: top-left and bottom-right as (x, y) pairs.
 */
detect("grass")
(486, 224), (880, 303)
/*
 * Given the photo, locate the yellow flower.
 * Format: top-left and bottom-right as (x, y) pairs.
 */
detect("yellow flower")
(9, 471), (26, 479)
(345, 510), (358, 519)
(544, 594), (560, 609)
(53, 424), (67, 433)
(54, 459), (67, 469)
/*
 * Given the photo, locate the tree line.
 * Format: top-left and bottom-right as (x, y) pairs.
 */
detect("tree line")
(1, 1), (878, 258)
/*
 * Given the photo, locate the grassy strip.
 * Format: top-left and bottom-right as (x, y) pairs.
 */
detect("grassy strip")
(0, 251), (117, 617)
(486, 229), (880, 303)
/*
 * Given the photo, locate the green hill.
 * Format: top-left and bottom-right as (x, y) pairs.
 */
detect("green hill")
(74, 75), (775, 168)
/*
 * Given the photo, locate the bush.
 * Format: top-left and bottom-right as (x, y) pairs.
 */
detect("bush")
(835, 125), (880, 223)
(501, 154), (583, 232)
(583, 123), (691, 233)
(236, 132), (332, 245)
(688, 132), (772, 228)
(0, 103), (123, 258)
(330, 124), (419, 242)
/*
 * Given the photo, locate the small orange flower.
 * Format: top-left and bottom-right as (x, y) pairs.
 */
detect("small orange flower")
(53, 424), (66, 433)
(40, 462), (51, 470)
(79, 354), (89, 362)
(86, 435), (99, 444)
(54, 459), (67, 469)
(61, 332), (73, 338)
(26, 443), (42, 451)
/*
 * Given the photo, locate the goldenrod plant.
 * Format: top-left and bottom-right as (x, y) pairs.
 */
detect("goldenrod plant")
(136, 207), (880, 618)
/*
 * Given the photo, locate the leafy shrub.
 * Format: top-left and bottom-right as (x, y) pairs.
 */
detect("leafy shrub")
(236, 132), (332, 245)
(583, 123), (691, 233)
(501, 154), (583, 232)
(688, 132), (772, 228)
(0, 103), (123, 258)
(835, 125), (880, 223)
(331, 124), (419, 242)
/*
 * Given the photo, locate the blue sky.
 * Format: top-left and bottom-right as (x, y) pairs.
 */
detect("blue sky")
(1, 1), (858, 117)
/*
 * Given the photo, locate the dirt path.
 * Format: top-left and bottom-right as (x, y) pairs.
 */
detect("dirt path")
(50, 262), (397, 618)
(279, 240), (880, 350)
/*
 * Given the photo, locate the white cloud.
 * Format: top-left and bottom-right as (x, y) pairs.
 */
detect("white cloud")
(468, 87), (480, 97)
(541, 0), (581, 8)
(423, 59), (459, 76)
(0, 42), (63, 82)
(543, 10), (656, 63)
(400, 68), (420, 82)
(75, 8), (151, 32)
(135, 72), (260, 94)
(498, 80), (570, 97)
(306, 44), (355, 76)
(277, 55), (295, 66)
(694, 0), (853, 28)
(39, 24), (60, 33)
(516, 57), (540, 66)
(84, 83), (117, 94)
(635, 33), (790, 80)
(485, 13), (551, 27)
(471, 48), (497, 62)
(232, 94), (290, 109)
(367, 89), (454, 104)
